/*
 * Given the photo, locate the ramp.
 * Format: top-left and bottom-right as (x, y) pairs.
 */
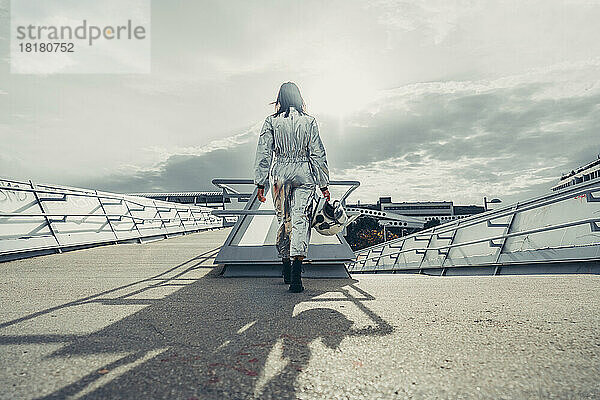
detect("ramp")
(212, 179), (360, 278)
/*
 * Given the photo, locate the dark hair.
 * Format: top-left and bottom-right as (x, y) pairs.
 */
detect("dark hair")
(272, 82), (306, 117)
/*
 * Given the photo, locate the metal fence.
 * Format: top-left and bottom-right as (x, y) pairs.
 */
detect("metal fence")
(0, 178), (223, 261)
(348, 177), (600, 275)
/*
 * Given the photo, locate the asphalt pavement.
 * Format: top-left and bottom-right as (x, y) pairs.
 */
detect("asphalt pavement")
(1, 228), (599, 399)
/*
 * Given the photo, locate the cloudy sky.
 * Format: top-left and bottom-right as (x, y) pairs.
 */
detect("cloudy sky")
(1, 0), (599, 205)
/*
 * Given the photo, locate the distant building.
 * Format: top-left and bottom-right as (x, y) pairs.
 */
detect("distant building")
(348, 197), (484, 222)
(128, 191), (230, 208)
(552, 154), (600, 192)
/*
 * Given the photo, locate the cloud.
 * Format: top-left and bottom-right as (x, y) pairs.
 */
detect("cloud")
(85, 147), (255, 193)
(140, 122), (262, 161)
(82, 124), (261, 193)
(323, 65), (600, 203)
(4, 0), (599, 188)
(368, 0), (481, 45)
(82, 60), (600, 206)
(321, 83), (597, 168)
(334, 153), (562, 204)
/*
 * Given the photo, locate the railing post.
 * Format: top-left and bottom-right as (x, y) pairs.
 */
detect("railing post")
(390, 239), (405, 271)
(152, 200), (168, 237)
(123, 197), (143, 242)
(201, 208), (211, 228)
(29, 180), (62, 253)
(440, 221), (460, 276)
(417, 230), (435, 273)
(173, 206), (185, 233)
(95, 190), (119, 243)
(493, 203), (519, 274)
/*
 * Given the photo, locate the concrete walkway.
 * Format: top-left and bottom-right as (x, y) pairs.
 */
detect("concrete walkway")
(1, 228), (599, 399)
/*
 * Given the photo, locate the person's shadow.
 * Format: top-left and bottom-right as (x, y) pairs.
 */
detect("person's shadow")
(6, 254), (393, 400)
(254, 307), (355, 397)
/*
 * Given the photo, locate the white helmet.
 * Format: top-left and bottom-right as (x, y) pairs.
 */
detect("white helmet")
(312, 198), (349, 236)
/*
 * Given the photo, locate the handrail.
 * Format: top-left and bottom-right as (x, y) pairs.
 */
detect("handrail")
(211, 178), (361, 215)
(353, 179), (600, 255)
(0, 178), (224, 260)
(0, 184), (184, 210)
(0, 213), (214, 223)
(212, 210), (276, 216)
(350, 217), (600, 265)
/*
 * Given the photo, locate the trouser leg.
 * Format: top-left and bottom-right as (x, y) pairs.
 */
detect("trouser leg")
(290, 184), (315, 258)
(282, 258), (291, 284)
(272, 181), (291, 259)
(289, 257), (304, 292)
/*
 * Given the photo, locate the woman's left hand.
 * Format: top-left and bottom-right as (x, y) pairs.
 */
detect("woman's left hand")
(257, 187), (266, 202)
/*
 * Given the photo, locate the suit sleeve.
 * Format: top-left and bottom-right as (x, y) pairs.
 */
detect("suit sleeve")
(308, 118), (330, 189)
(254, 117), (274, 188)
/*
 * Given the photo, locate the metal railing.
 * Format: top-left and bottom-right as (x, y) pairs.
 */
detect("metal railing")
(211, 178), (361, 217)
(348, 177), (600, 274)
(354, 217), (600, 264)
(210, 178), (360, 266)
(0, 178), (224, 261)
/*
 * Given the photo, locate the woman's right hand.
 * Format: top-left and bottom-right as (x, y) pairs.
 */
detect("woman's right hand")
(321, 187), (331, 202)
(257, 187), (266, 202)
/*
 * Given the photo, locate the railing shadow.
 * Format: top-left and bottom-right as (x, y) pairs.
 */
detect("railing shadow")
(1, 252), (393, 399)
(0, 247), (221, 330)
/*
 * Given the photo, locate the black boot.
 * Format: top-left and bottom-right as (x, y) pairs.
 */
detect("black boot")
(282, 258), (291, 284)
(289, 258), (304, 293)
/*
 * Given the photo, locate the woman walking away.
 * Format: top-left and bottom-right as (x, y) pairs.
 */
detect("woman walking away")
(254, 82), (330, 293)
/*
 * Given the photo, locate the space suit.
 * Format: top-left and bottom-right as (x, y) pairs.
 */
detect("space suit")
(254, 106), (329, 259)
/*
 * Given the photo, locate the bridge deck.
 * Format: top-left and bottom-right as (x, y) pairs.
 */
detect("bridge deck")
(1, 229), (599, 399)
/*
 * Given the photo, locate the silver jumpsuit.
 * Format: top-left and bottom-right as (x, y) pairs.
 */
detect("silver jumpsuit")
(254, 107), (329, 258)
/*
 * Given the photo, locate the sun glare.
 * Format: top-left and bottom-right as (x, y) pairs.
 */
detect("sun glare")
(304, 74), (378, 117)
